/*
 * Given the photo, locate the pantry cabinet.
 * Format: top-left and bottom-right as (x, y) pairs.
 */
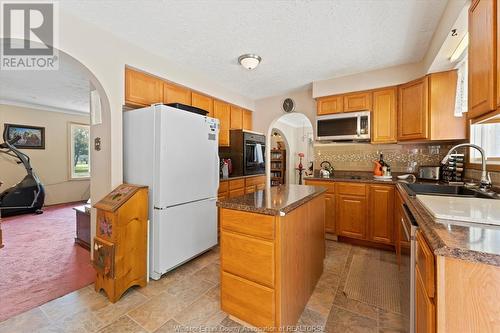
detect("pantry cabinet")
(317, 95), (343, 115)
(368, 185), (394, 244)
(371, 87), (397, 143)
(125, 68), (163, 107)
(230, 105), (243, 129)
(242, 109), (253, 131)
(343, 91), (372, 112)
(469, 0), (497, 119)
(191, 92), (214, 117)
(163, 83), (191, 105)
(214, 100), (231, 146)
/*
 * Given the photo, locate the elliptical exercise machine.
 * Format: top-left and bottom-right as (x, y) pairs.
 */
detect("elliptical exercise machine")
(0, 130), (45, 217)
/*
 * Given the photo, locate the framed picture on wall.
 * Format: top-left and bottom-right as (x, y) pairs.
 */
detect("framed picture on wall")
(4, 124), (46, 149)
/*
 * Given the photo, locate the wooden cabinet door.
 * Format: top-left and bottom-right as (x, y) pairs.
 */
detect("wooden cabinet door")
(469, 0), (496, 119)
(324, 193), (335, 234)
(317, 95), (343, 115)
(336, 194), (366, 240)
(372, 88), (397, 143)
(416, 266), (436, 333)
(368, 185), (395, 245)
(343, 92), (372, 112)
(243, 110), (253, 130)
(125, 68), (163, 107)
(214, 100), (231, 146)
(163, 83), (191, 105)
(191, 92), (213, 117)
(398, 77), (429, 141)
(230, 106), (243, 129)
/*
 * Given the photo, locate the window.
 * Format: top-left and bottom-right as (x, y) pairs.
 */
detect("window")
(69, 123), (91, 179)
(470, 116), (500, 164)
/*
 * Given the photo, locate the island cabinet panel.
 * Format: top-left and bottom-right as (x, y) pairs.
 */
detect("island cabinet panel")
(304, 179), (335, 234)
(368, 185), (395, 245)
(372, 88), (397, 144)
(336, 194), (367, 240)
(220, 209), (275, 240)
(398, 76), (429, 141)
(191, 92), (213, 117)
(125, 68), (163, 107)
(214, 100), (231, 146)
(343, 91), (372, 112)
(221, 272), (275, 328)
(469, 0), (497, 119)
(221, 231), (275, 287)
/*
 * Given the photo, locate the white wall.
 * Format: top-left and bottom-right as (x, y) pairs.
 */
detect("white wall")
(0, 104), (90, 205)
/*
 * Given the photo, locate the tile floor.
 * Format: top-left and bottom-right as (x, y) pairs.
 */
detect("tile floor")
(0, 241), (406, 333)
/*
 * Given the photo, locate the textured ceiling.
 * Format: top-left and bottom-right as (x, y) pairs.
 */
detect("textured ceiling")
(0, 53), (90, 113)
(61, 0), (448, 100)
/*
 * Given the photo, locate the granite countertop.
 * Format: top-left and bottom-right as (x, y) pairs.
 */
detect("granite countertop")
(304, 171), (412, 185)
(220, 174), (265, 181)
(216, 184), (327, 216)
(397, 183), (500, 267)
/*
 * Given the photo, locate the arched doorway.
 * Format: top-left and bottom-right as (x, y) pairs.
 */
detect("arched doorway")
(266, 113), (314, 186)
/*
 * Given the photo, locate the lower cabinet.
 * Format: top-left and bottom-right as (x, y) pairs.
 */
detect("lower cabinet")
(416, 266), (436, 333)
(218, 175), (266, 199)
(336, 194), (367, 240)
(324, 193), (335, 234)
(368, 185), (395, 244)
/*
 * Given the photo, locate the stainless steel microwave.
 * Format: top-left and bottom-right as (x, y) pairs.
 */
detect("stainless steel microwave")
(316, 111), (370, 141)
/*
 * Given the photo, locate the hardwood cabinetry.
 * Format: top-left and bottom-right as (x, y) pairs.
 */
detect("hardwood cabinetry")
(214, 100), (231, 146)
(368, 185), (394, 244)
(335, 183), (367, 240)
(304, 179), (335, 234)
(163, 83), (191, 105)
(398, 77), (429, 141)
(218, 175), (266, 199)
(469, 0), (497, 119)
(317, 95), (343, 115)
(125, 68), (163, 107)
(230, 105), (243, 129)
(415, 229), (436, 333)
(343, 91), (372, 112)
(242, 109), (253, 130)
(372, 88), (397, 143)
(191, 92), (214, 117)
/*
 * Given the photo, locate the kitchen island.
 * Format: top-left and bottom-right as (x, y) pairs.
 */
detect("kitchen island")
(216, 184), (326, 329)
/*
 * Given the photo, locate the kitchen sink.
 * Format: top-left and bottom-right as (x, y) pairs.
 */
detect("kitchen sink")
(403, 183), (499, 199)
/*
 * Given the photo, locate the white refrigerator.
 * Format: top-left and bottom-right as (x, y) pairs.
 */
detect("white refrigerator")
(123, 104), (219, 280)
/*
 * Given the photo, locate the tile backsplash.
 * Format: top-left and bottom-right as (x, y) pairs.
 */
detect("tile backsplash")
(314, 143), (453, 173)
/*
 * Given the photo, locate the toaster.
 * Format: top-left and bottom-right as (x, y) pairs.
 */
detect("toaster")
(418, 166), (440, 180)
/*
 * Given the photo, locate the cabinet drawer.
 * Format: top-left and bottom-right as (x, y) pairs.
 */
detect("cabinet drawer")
(218, 181), (229, 194)
(221, 272), (275, 328)
(229, 188), (245, 198)
(335, 182), (366, 196)
(221, 231), (275, 287)
(246, 175), (266, 186)
(256, 183), (266, 191)
(220, 209), (275, 240)
(416, 230), (435, 298)
(245, 185), (256, 194)
(229, 178), (245, 190)
(304, 180), (335, 193)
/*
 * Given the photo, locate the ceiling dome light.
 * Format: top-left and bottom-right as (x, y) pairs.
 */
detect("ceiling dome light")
(238, 54), (262, 70)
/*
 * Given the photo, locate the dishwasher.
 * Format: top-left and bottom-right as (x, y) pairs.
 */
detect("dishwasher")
(399, 203), (418, 333)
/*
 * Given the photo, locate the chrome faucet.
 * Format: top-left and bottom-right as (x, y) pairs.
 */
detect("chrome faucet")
(441, 143), (491, 190)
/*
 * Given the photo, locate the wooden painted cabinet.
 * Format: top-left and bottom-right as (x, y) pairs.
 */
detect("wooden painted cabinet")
(191, 92), (213, 117)
(368, 185), (394, 245)
(214, 100), (231, 146)
(242, 109), (253, 130)
(398, 76), (429, 141)
(230, 105), (243, 129)
(343, 91), (372, 112)
(163, 83), (191, 105)
(125, 68), (163, 107)
(317, 95), (343, 115)
(469, 0), (497, 119)
(372, 88), (397, 143)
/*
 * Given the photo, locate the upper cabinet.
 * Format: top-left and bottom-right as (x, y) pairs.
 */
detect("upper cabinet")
(469, 0), (497, 119)
(372, 87), (397, 144)
(163, 83), (191, 105)
(214, 100), (231, 147)
(242, 110), (253, 131)
(317, 95), (343, 115)
(343, 91), (372, 112)
(398, 76), (429, 141)
(398, 71), (465, 142)
(191, 92), (214, 117)
(230, 106), (243, 130)
(125, 68), (163, 107)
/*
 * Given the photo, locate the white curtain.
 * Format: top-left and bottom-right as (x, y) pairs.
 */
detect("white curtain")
(454, 57), (468, 117)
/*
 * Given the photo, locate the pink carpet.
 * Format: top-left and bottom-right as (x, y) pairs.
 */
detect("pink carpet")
(0, 203), (95, 322)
